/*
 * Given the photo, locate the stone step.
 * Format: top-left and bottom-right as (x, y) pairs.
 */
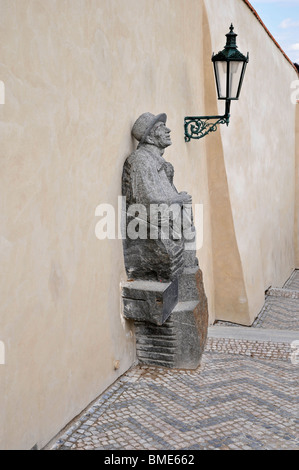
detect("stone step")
(207, 326), (298, 362)
(172, 300), (200, 314)
(122, 279), (178, 325)
(266, 287), (299, 299)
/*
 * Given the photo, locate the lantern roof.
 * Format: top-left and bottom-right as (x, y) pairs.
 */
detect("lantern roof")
(212, 24), (249, 62)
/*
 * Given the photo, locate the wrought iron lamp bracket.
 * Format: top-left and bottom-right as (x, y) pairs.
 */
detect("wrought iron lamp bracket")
(184, 113), (230, 142)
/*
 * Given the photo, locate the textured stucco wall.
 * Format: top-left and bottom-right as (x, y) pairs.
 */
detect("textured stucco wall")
(0, 0), (214, 450)
(203, 0), (298, 324)
(0, 0), (297, 449)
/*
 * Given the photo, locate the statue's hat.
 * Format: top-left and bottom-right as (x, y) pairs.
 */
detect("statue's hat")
(132, 112), (167, 144)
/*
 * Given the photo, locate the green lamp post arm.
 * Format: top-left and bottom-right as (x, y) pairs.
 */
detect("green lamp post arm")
(184, 100), (231, 142)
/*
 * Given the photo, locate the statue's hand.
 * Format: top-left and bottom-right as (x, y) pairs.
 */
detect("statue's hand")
(178, 191), (192, 205)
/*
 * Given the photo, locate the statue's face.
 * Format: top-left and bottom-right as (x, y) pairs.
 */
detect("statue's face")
(152, 122), (172, 148)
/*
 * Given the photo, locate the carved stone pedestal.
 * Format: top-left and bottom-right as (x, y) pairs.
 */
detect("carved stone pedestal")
(122, 267), (208, 369)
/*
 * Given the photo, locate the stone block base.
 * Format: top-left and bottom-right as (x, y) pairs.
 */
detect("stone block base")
(135, 297), (208, 369)
(122, 279), (178, 326)
(124, 267), (208, 369)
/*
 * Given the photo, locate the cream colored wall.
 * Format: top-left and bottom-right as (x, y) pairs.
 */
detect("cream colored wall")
(203, 0), (298, 324)
(0, 0), (215, 450)
(0, 0), (297, 449)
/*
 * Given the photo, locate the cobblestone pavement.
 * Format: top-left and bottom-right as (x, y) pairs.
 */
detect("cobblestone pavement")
(48, 272), (299, 451)
(284, 270), (299, 291)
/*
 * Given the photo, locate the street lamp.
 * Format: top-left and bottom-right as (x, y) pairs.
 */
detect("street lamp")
(184, 24), (249, 141)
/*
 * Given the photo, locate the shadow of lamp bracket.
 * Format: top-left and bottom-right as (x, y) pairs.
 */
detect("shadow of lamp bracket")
(184, 24), (249, 142)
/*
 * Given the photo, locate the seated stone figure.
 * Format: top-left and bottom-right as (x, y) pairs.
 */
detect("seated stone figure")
(121, 112), (208, 369)
(122, 112), (197, 282)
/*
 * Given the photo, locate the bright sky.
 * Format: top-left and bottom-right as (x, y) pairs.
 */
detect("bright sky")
(249, 0), (299, 64)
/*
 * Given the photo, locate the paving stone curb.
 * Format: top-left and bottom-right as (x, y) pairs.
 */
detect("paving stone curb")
(206, 337), (292, 361)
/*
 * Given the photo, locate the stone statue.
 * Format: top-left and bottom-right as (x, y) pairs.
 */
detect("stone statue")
(121, 112), (208, 369)
(122, 112), (197, 282)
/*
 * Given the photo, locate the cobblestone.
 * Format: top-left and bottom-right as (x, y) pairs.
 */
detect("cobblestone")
(49, 351), (298, 451)
(252, 270), (299, 330)
(206, 337), (292, 361)
(47, 271), (299, 451)
(253, 296), (299, 330)
(284, 270), (299, 291)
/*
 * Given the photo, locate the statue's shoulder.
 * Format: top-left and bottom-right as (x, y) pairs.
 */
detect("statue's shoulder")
(125, 148), (153, 171)
(123, 151), (136, 172)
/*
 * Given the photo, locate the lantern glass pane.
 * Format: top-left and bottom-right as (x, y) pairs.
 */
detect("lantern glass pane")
(228, 61), (243, 99)
(214, 61), (228, 99)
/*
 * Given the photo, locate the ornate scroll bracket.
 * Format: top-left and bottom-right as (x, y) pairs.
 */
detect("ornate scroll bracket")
(184, 114), (230, 142)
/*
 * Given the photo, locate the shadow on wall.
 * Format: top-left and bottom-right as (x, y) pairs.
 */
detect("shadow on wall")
(201, 4), (251, 326)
